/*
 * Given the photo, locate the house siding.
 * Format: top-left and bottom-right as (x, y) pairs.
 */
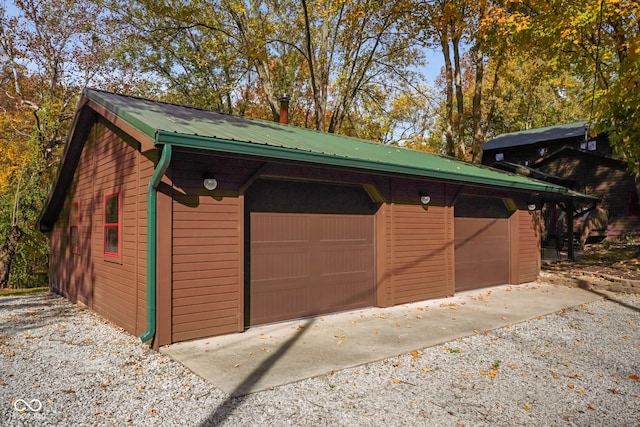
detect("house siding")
(516, 210), (540, 283)
(49, 117), (149, 337)
(539, 152), (640, 238)
(384, 204), (455, 305)
(170, 152), (244, 343)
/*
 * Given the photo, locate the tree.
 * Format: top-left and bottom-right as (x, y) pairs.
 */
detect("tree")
(504, 0), (640, 174)
(0, 0), (120, 287)
(107, 0), (425, 134)
(414, 0), (509, 162)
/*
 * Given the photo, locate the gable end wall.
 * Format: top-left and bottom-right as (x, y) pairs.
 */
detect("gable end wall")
(49, 117), (151, 337)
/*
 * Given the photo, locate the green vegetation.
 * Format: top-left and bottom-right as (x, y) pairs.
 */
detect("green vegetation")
(0, 287), (48, 297)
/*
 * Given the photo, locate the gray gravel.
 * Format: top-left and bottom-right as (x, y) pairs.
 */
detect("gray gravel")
(1, 292), (640, 426)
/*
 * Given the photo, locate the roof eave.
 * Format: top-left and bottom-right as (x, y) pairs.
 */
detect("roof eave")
(155, 130), (584, 200)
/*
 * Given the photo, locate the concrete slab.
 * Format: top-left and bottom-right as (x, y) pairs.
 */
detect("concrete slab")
(160, 282), (602, 396)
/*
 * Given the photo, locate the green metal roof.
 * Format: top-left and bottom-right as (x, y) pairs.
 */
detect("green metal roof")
(83, 88), (593, 198)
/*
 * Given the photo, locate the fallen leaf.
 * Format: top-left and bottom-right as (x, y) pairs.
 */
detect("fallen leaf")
(622, 335), (628, 340)
(501, 316), (507, 320)
(568, 384), (575, 389)
(608, 388), (621, 394)
(577, 390), (585, 395)
(488, 371), (497, 378)
(410, 351), (420, 359)
(629, 374), (639, 381)
(523, 403), (530, 411)
(587, 404), (596, 411)
(136, 385), (145, 391)
(421, 367), (430, 372)
(392, 378), (401, 384)
(416, 315), (423, 319)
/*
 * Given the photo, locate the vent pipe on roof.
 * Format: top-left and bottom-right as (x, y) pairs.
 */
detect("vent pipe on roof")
(279, 94), (289, 124)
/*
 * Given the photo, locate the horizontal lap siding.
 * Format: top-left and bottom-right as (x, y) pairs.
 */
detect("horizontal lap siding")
(517, 210), (540, 283)
(172, 195), (242, 343)
(386, 205), (455, 305)
(90, 121), (144, 336)
(50, 119), (147, 337)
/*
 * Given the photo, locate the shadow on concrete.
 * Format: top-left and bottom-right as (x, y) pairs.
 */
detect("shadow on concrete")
(197, 317), (316, 426)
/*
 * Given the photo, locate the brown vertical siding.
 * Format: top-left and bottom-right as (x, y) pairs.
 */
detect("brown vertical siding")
(49, 118), (150, 337)
(171, 194), (243, 343)
(384, 204), (455, 305)
(516, 210), (540, 283)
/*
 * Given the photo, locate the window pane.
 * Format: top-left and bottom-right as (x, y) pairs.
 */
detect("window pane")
(70, 202), (79, 225)
(105, 226), (119, 254)
(70, 226), (79, 248)
(105, 195), (119, 224)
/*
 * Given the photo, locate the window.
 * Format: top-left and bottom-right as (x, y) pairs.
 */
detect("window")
(495, 153), (504, 161)
(69, 201), (80, 254)
(587, 139), (597, 151)
(104, 193), (120, 256)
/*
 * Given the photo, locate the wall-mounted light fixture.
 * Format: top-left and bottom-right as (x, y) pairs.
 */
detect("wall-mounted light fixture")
(420, 193), (431, 205)
(527, 201), (537, 211)
(203, 175), (218, 191)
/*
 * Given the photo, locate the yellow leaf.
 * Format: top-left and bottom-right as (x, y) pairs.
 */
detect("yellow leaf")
(392, 378), (401, 384)
(422, 367), (430, 372)
(410, 351), (420, 359)
(577, 390), (585, 395)
(568, 384), (575, 389)
(523, 403), (530, 411)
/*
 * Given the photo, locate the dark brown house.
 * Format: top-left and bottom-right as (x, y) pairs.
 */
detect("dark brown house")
(39, 89), (592, 348)
(483, 121), (640, 241)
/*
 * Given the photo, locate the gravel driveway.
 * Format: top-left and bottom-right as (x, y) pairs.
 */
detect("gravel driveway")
(1, 291), (639, 426)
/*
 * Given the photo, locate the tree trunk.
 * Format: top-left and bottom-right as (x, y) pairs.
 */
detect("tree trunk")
(471, 44), (484, 164)
(440, 31), (455, 157)
(452, 33), (466, 160)
(0, 225), (22, 288)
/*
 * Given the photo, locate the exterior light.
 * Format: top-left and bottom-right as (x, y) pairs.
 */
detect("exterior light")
(527, 202), (537, 211)
(203, 177), (218, 191)
(420, 194), (431, 205)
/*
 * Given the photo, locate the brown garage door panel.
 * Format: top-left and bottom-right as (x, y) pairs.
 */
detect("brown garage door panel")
(455, 217), (510, 292)
(250, 213), (375, 325)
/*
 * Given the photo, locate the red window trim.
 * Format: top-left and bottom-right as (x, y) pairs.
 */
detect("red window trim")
(104, 192), (121, 257)
(70, 200), (80, 254)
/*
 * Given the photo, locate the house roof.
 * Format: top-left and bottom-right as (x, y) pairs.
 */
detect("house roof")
(83, 89), (592, 193)
(533, 145), (625, 168)
(39, 89), (597, 231)
(483, 121), (590, 151)
(491, 161), (574, 187)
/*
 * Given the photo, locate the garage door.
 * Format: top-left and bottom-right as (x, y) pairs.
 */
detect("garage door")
(455, 217), (510, 292)
(250, 213), (375, 325)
